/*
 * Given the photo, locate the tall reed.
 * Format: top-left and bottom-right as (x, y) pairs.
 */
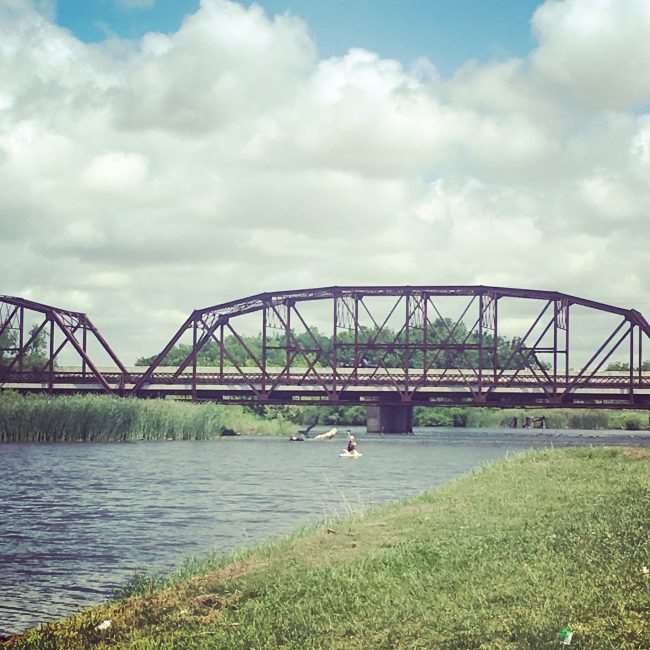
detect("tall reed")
(0, 392), (290, 443)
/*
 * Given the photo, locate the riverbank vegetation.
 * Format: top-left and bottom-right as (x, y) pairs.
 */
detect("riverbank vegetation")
(0, 392), (291, 443)
(5, 447), (649, 649)
(261, 403), (650, 431)
(1, 392), (648, 444)
(414, 406), (650, 431)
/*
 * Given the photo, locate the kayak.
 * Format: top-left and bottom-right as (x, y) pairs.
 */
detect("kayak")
(313, 427), (337, 440)
(339, 450), (363, 459)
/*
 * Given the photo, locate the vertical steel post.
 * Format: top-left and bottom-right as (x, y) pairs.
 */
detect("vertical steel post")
(219, 322), (224, 378)
(638, 327), (643, 386)
(405, 292), (410, 393)
(354, 295), (359, 379)
(493, 297), (498, 384)
(18, 306), (24, 373)
(423, 295), (428, 381)
(478, 292), (483, 392)
(332, 294), (338, 393)
(286, 301), (291, 378)
(553, 300), (558, 394)
(82, 322), (87, 379)
(262, 305), (267, 394)
(565, 304), (570, 385)
(48, 316), (54, 392)
(629, 324), (634, 396)
(192, 319), (197, 401)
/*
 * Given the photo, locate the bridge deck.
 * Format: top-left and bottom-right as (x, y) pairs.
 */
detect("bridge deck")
(3, 367), (650, 408)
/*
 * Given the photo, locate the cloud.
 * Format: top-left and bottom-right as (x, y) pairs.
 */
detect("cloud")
(82, 151), (150, 192)
(113, 2), (315, 133)
(1, 0), (650, 364)
(531, 0), (650, 109)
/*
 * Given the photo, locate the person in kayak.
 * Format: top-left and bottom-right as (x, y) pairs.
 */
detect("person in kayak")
(346, 431), (357, 453)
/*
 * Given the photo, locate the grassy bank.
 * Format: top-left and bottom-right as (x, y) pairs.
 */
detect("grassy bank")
(0, 392), (292, 442)
(5, 447), (649, 649)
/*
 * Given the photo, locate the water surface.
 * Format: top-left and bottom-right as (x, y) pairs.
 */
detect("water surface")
(0, 428), (643, 634)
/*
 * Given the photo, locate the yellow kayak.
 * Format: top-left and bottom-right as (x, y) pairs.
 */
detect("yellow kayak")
(339, 450), (363, 459)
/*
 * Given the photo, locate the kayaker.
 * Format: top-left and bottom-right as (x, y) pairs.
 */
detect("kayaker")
(346, 431), (357, 453)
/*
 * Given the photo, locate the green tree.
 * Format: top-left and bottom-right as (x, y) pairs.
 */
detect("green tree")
(0, 323), (48, 371)
(24, 324), (49, 370)
(606, 361), (650, 371)
(135, 320), (536, 371)
(0, 327), (16, 368)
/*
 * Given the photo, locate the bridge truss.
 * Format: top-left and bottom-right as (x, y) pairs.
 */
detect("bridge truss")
(132, 286), (650, 409)
(0, 295), (129, 394)
(2, 286), (650, 409)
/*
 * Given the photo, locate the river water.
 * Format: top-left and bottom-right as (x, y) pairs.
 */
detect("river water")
(0, 428), (645, 635)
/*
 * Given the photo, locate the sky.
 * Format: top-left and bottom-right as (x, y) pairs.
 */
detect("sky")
(55, 0), (541, 75)
(2, 0), (650, 363)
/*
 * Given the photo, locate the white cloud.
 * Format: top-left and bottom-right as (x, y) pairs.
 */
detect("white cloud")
(1, 0), (650, 362)
(82, 152), (150, 192)
(532, 0), (650, 109)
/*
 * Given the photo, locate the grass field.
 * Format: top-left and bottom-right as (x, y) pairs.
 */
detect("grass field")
(3, 447), (650, 649)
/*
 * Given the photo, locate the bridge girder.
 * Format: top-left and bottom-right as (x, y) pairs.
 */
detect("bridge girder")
(3, 286), (650, 409)
(130, 285), (650, 408)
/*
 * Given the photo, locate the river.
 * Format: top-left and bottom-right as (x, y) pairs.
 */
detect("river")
(0, 428), (646, 635)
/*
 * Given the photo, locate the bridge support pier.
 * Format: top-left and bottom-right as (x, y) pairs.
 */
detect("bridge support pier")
(366, 405), (413, 434)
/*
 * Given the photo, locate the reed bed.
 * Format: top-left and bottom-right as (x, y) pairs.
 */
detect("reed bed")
(0, 392), (290, 443)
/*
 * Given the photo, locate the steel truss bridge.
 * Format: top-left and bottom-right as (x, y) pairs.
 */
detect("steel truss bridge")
(2, 286), (650, 410)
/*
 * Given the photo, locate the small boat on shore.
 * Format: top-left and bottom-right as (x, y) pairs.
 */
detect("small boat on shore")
(313, 427), (337, 440)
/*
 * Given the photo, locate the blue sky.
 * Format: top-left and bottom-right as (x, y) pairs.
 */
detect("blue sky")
(56, 0), (543, 75)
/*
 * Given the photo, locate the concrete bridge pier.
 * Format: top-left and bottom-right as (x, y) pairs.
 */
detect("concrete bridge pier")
(366, 405), (413, 434)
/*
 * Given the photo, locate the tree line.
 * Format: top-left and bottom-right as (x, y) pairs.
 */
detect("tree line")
(3, 317), (642, 373)
(136, 318), (543, 371)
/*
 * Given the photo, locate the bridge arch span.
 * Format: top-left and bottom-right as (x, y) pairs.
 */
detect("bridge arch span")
(131, 285), (650, 412)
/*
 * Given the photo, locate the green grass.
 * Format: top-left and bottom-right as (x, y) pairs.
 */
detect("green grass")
(0, 392), (292, 442)
(4, 447), (649, 649)
(413, 406), (650, 430)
